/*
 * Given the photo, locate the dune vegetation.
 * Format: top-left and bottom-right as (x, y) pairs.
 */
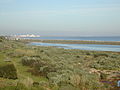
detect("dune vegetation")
(0, 36), (120, 90)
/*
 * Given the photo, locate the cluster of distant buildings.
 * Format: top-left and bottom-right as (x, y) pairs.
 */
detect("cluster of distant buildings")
(13, 34), (40, 38)
(5, 34), (40, 40)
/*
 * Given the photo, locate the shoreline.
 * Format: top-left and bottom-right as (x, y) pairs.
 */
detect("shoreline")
(21, 39), (120, 45)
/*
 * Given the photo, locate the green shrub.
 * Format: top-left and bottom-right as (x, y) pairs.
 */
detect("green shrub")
(59, 84), (79, 90)
(21, 56), (40, 67)
(100, 73), (108, 80)
(33, 62), (56, 77)
(13, 49), (36, 57)
(0, 64), (17, 79)
(47, 69), (105, 90)
(93, 53), (109, 58)
(0, 83), (27, 90)
(90, 57), (120, 70)
(0, 39), (2, 42)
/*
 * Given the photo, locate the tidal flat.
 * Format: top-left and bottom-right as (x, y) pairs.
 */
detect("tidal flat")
(0, 37), (120, 90)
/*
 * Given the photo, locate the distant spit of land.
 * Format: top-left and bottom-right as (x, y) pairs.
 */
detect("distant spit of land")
(22, 39), (120, 45)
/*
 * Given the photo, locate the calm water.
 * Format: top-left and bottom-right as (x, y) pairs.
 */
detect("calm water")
(23, 36), (120, 41)
(30, 42), (120, 52)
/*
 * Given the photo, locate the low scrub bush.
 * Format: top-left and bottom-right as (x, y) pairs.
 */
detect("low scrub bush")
(90, 57), (120, 70)
(13, 49), (36, 57)
(0, 39), (3, 42)
(32, 62), (56, 77)
(47, 69), (107, 90)
(0, 64), (17, 79)
(21, 56), (40, 66)
(93, 53), (109, 58)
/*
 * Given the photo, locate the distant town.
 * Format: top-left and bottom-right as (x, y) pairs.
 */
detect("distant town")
(13, 34), (40, 38)
(4, 34), (40, 40)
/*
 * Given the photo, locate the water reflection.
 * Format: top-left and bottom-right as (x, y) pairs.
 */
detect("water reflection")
(30, 42), (120, 52)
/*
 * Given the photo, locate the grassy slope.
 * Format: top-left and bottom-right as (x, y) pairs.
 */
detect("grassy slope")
(12, 57), (47, 82)
(0, 39), (120, 90)
(0, 40), (47, 90)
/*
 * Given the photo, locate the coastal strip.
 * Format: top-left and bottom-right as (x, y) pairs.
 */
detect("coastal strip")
(21, 39), (120, 45)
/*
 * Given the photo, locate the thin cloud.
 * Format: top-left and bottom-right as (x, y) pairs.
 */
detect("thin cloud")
(1, 7), (120, 16)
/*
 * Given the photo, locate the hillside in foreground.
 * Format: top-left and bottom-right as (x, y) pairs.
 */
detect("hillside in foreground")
(0, 36), (120, 90)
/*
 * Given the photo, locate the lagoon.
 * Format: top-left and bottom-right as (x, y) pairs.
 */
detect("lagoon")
(30, 42), (120, 52)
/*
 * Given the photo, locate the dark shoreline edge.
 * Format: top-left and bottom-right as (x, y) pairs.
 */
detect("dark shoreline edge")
(21, 39), (120, 45)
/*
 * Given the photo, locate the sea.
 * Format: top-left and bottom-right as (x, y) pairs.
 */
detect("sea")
(25, 36), (120, 52)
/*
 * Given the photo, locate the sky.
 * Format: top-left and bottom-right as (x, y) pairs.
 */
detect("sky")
(0, 0), (120, 36)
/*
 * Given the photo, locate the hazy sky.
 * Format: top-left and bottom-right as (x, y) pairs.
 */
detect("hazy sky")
(0, 0), (120, 36)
